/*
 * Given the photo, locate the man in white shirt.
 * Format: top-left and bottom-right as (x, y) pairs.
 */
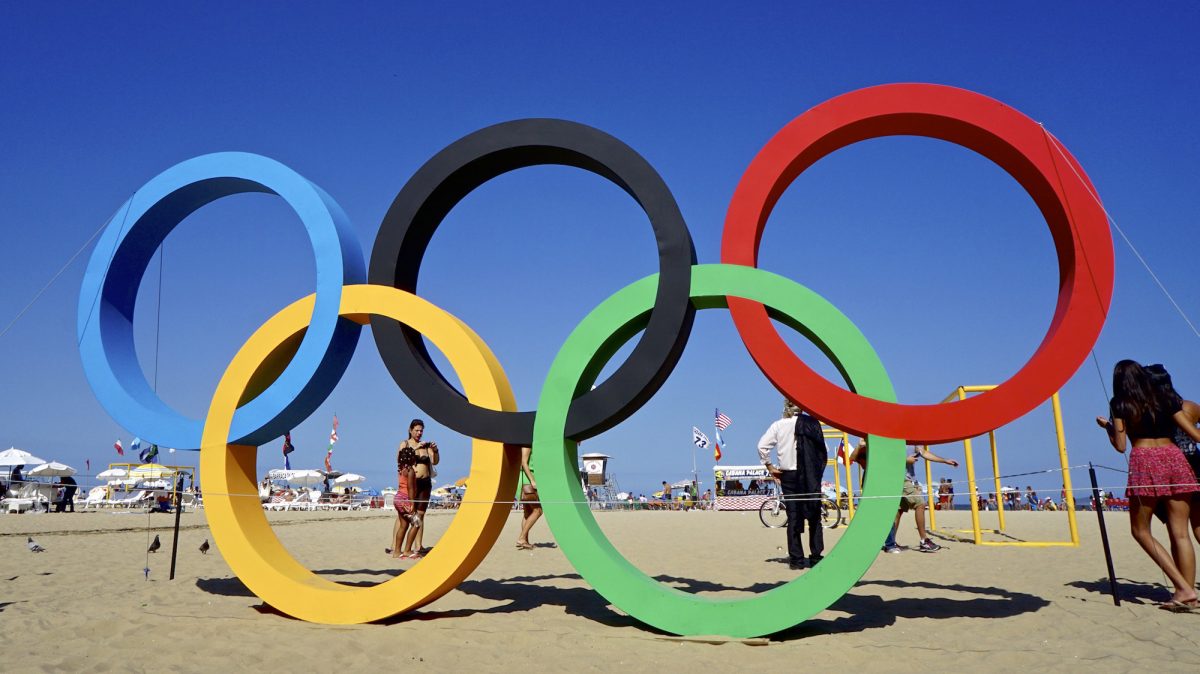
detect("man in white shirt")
(759, 399), (828, 570)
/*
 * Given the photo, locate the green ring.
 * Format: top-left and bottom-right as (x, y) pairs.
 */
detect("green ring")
(533, 263), (905, 637)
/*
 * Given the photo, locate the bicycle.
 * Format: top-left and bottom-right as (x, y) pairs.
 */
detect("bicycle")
(758, 488), (842, 529)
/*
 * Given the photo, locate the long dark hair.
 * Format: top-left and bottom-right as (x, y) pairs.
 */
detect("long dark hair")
(1111, 359), (1165, 431)
(1145, 363), (1184, 409)
(408, 419), (425, 440)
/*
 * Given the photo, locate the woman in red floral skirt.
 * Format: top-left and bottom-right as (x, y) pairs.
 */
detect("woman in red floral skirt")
(1097, 360), (1200, 611)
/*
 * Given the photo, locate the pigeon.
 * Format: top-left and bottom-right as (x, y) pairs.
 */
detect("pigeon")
(199, 539), (209, 555)
(27, 537), (45, 553)
(147, 534), (161, 553)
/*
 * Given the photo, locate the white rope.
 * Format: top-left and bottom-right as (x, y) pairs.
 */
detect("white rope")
(1040, 124), (1200, 339)
(0, 211), (115, 341)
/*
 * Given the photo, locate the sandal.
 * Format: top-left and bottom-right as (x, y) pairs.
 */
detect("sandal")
(516, 542), (534, 550)
(1158, 599), (1198, 612)
(406, 551), (424, 560)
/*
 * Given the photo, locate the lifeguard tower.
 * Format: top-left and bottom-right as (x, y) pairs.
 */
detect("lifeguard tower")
(580, 452), (620, 506)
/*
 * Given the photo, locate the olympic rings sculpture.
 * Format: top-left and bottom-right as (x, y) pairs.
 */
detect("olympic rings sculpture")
(77, 83), (1113, 637)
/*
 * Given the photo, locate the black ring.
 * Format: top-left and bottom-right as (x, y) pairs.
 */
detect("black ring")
(369, 119), (696, 445)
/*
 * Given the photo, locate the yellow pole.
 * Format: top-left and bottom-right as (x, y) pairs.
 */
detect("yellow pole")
(924, 444), (936, 530)
(956, 388), (983, 544)
(990, 430), (1006, 531)
(1051, 393), (1080, 545)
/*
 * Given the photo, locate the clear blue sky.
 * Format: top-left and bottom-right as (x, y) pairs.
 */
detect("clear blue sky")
(2, 2), (1199, 499)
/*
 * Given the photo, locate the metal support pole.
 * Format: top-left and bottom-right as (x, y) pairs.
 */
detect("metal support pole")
(990, 431), (1006, 530)
(1088, 462), (1120, 606)
(168, 472), (183, 581)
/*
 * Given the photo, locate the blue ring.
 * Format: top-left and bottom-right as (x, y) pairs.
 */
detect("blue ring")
(77, 152), (364, 449)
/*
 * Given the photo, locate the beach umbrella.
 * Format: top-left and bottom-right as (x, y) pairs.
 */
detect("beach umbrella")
(130, 463), (176, 480)
(0, 447), (47, 467)
(453, 477), (468, 487)
(334, 473), (366, 485)
(97, 467), (128, 479)
(30, 462), (76, 477)
(270, 469), (324, 486)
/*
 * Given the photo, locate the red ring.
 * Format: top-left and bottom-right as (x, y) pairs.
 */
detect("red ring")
(722, 83), (1113, 444)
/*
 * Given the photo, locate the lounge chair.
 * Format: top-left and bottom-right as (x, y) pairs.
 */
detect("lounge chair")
(81, 486), (108, 510)
(109, 489), (150, 509)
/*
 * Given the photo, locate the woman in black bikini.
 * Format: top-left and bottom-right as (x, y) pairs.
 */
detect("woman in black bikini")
(400, 419), (439, 559)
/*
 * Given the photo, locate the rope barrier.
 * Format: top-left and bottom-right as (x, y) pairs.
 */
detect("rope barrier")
(6, 458), (1194, 508)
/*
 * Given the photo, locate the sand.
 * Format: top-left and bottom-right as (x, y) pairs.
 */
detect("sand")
(2, 504), (1197, 672)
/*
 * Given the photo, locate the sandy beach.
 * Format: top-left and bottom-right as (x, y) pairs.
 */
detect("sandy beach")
(2, 505), (1197, 672)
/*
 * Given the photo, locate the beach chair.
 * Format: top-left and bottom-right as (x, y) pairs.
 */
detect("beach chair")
(81, 486), (108, 510)
(3, 483), (50, 513)
(111, 490), (150, 509)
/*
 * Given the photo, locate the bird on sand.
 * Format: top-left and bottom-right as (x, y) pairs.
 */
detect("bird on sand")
(27, 537), (45, 553)
(148, 534), (161, 553)
(199, 539), (210, 555)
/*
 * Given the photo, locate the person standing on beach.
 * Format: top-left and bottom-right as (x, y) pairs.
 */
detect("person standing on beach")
(515, 447), (542, 550)
(390, 434), (421, 560)
(55, 475), (77, 512)
(1145, 363), (1200, 547)
(399, 419), (439, 558)
(759, 399), (827, 570)
(1096, 360), (1199, 611)
(851, 440), (958, 553)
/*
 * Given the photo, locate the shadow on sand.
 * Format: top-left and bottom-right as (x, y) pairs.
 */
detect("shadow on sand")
(198, 571), (1051, 638)
(1066, 577), (1169, 605)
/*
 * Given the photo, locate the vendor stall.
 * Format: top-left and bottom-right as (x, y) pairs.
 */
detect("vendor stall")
(712, 465), (774, 511)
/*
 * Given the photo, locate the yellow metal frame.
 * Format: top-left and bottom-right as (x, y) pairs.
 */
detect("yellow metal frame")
(821, 425), (859, 521)
(925, 385), (1079, 547)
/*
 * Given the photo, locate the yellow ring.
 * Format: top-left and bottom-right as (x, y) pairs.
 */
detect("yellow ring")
(200, 284), (519, 624)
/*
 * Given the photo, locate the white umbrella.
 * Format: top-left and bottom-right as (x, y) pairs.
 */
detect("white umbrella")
(334, 473), (366, 485)
(0, 447), (47, 467)
(97, 467), (128, 479)
(29, 462), (76, 477)
(270, 469), (324, 486)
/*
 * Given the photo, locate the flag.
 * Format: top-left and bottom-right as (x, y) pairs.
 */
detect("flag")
(325, 415), (338, 472)
(715, 409), (732, 430)
(836, 439), (847, 463)
(114, 439), (123, 456)
(86, 459), (90, 472)
(692, 427), (709, 449)
(130, 437), (143, 457)
(714, 428), (724, 463)
(282, 432), (295, 470)
(139, 443), (159, 464)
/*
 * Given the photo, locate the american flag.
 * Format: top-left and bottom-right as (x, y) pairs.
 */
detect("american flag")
(714, 409), (732, 430)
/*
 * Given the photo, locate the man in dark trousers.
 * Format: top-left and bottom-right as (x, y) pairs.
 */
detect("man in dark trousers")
(55, 475), (78, 512)
(758, 399), (828, 569)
